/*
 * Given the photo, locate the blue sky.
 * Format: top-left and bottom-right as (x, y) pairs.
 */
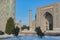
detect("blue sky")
(16, 0), (60, 26)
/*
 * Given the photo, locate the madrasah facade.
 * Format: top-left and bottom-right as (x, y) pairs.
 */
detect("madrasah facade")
(29, 2), (60, 33)
(0, 0), (15, 32)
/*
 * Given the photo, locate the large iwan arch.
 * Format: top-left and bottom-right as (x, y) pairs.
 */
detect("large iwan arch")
(44, 12), (53, 30)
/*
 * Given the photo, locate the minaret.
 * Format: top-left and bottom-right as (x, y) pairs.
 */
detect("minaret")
(29, 10), (32, 31)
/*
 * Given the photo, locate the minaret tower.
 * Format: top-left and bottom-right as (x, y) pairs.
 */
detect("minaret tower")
(29, 10), (32, 31)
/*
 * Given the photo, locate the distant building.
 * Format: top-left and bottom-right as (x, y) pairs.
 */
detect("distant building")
(15, 22), (22, 33)
(0, 0), (15, 32)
